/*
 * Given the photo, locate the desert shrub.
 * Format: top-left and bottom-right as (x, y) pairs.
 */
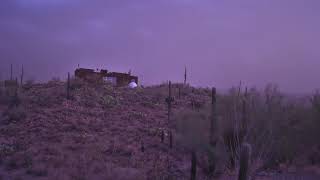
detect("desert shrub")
(128, 111), (147, 120)
(48, 77), (61, 84)
(175, 109), (210, 150)
(0, 81), (3, 98)
(1, 106), (26, 124)
(70, 77), (86, 90)
(74, 86), (103, 107)
(22, 79), (35, 90)
(0, 86), (20, 107)
(100, 94), (119, 108)
(140, 99), (158, 108)
(174, 108), (228, 175)
(27, 85), (65, 107)
(142, 86), (167, 105)
(0, 143), (16, 158)
(184, 83), (320, 171)
(224, 84), (320, 169)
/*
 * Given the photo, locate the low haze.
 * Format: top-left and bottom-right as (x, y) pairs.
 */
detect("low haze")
(1, 0), (320, 93)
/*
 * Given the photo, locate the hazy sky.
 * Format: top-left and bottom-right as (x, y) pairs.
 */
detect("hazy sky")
(1, 0), (319, 93)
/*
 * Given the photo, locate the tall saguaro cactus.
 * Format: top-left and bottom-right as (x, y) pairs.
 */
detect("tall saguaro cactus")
(67, 72), (71, 99)
(184, 66), (187, 85)
(190, 151), (197, 180)
(210, 87), (217, 145)
(208, 87), (217, 175)
(10, 64), (13, 80)
(238, 143), (252, 180)
(20, 65), (24, 86)
(241, 87), (248, 134)
(165, 81), (174, 122)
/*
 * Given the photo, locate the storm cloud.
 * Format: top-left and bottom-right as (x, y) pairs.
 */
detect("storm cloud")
(1, 0), (320, 93)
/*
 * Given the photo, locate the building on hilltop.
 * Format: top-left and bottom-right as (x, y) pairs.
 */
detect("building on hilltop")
(74, 68), (138, 86)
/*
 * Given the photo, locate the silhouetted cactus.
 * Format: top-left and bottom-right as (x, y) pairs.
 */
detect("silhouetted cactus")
(184, 66), (187, 85)
(241, 87), (248, 134)
(310, 91), (320, 114)
(238, 143), (251, 180)
(209, 87), (217, 145)
(67, 72), (70, 99)
(10, 64), (13, 80)
(208, 87), (217, 175)
(165, 81), (174, 122)
(8, 78), (20, 108)
(190, 151), (197, 180)
(20, 65), (24, 86)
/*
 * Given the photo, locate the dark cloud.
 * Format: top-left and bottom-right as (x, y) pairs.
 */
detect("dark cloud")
(1, 0), (320, 93)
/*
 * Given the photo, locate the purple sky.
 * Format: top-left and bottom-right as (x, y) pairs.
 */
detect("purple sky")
(1, 0), (319, 93)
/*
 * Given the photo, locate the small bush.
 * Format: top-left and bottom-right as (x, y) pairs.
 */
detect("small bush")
(22, 79), (34, 90)
(174, 109), (209, 151)
(70, 77), (86, 90)
(0, 143), (16, 157)
(100, 94), (119, 108)
(2, 106), (26, 124)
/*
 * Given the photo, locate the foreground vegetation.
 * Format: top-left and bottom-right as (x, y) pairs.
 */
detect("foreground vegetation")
(0, 78), (319, 179)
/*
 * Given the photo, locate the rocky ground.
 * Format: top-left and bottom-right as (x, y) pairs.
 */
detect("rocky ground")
(0, 80), (319, 179)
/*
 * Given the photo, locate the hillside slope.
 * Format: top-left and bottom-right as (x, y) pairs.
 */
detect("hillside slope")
(0, 80), (319, 179)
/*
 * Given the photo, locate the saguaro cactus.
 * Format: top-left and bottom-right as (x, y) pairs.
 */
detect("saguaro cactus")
(184, 66), (187, 85)
(67, 72), (70, 99)
(210, 87), (217, 145)
(165, 81), (174, 122)
(10, 78), (20, 108)
(20, 65), (24, 86)
(241, 87), (248, 134)
(208, 87), (217, 175)
(238, 143), (252, 180)
(10, 64), (13, 80)
(190, 151), (197, 180)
